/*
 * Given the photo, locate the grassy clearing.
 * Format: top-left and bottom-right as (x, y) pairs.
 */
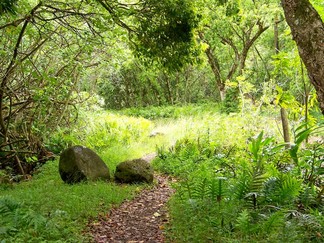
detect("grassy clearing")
(1, 104), (322, 242)
(0, 161), (140, 242)
(0, 110), (166, 242)
(1, 105), (214, 242)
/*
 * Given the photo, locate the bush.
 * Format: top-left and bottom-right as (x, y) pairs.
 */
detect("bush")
(154, 126), (324, 242)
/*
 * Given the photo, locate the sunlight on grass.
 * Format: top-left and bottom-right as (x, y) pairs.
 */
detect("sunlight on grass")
(0, 160), (141, 242)
(1, 105), (316, 242)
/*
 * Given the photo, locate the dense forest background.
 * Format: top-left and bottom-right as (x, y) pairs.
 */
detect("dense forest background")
(1, 0), (323, 176)
(0, 0), (323, 242)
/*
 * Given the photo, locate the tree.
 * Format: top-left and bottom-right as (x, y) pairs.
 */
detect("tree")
(0, 0), (17, 14)
(0, 0), (110, 177)
(197, 0), (277, 101)
(0, 0), (203, 177)
(96, 0), (202, 70)
(281, 0), (324, 114)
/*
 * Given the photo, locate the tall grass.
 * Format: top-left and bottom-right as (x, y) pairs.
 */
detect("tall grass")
(0, 110), (166, 241)
(152, 108), (324, 242)
(1, 104), (321, 242)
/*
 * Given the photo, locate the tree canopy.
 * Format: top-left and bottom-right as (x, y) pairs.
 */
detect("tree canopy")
(0, 0), (323, 176)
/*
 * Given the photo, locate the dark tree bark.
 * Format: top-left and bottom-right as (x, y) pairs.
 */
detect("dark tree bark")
(281, 0), (324, 114)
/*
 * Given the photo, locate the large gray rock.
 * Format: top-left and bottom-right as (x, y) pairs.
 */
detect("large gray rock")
(115, 159), (154, 184)
(59, 145), (110, 184)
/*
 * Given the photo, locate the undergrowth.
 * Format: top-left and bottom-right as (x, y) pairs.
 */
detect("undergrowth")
(154, 119), (324, 242)
(0, 110), (166, 242)
(1, 105), (323, 242)
(115, 103), (221, 120)
(0, 159), (143, 242)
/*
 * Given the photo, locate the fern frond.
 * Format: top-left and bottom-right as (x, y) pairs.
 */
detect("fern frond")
(250, 172), (267, 193)
(234, 173), (251, 200)
(207, 177), (227, 203)
(193, 178), (208, 199)
(208, 177), (218, 202)
(262, 210), (285, 234)
(278, 174), (302, 204)
(235, 209), (251, 233)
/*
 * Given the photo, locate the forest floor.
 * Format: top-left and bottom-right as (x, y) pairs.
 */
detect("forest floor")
(88, 154), (175, 243)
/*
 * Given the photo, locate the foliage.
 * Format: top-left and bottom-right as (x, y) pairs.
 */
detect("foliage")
(0, 0), (323, 240)
(116, 103), (220, 120)
(0, 197), (74, 241)
(98, 61), (216, 109)
(0, 109), (171, 241)
(45, 111), (152, 154)
(0, 103), (323, 242)
(0, 160), (142, 242)
(0, 0), (17, 14)
(131, 0), (203, 69)
(153, 113), (324, 242)
(0, 0), (110, 177)
(221, 87), (240, 113)
(0, 0), (204, 178)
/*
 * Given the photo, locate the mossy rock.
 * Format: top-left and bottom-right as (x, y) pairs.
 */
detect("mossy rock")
(115, 159), (154, 184)
(59, 145), (110, 184)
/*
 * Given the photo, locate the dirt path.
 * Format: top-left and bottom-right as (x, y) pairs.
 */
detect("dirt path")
(89, 154), (175, 243)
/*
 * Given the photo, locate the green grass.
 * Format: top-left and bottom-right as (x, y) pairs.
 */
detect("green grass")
(151, 111), (324, 242)
(0, 107), (198, 242)
(0, 111), (165, 242)
(1, 104), (322, 242)
(0, 160), (143, 242)
(115, 102), (222, 120)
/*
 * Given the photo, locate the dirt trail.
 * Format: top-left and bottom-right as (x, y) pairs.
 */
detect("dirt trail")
(89, 154), (174, 243)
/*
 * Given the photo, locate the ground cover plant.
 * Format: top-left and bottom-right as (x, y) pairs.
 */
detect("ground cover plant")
(1, 105), (221, 241)
(0, 104), (323, 241)
(1, 0), (324, 242)
(153, 112), (324, 242)
(0, 110), (171, 242)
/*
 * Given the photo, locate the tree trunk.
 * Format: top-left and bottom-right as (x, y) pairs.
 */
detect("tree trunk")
(280, 107), (291, 148)
(281, 0), (324, 115)
(204, 45), (225, 101)
(198, 32), (225, 101)
(274, 17), (291, 147)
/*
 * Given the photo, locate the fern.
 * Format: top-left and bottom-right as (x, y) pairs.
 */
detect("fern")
(234, 169), (267, 209)
(261, 210), (285, 234)
(235, 209), (251, 234)
(249, 172), (267, 193)
(0, 197), (55, 239)
(0, 197), (21, 215)
(193, 178), (208, 199)
(298, 185), (317, 208)
(278, 174), (302, 204)
(183, 180), (194, 199)
(208, 177), (218, 202)
(207, 177), (227, 203)
(263, 177), (280, 203)
(234, 172), (251, 200)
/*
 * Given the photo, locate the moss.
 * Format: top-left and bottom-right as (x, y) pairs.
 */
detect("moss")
(115, 159), (154, 184)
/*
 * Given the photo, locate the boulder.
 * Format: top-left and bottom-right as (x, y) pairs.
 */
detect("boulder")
(115, 159), (154, 184)
(59, 145), (110, 184)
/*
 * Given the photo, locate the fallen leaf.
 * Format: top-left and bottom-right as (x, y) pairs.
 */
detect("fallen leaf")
(153, 212), (161, 217)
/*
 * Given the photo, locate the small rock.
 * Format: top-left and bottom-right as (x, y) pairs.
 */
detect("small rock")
(149, 131), (164, 137)
(115, 159), (154, 184)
